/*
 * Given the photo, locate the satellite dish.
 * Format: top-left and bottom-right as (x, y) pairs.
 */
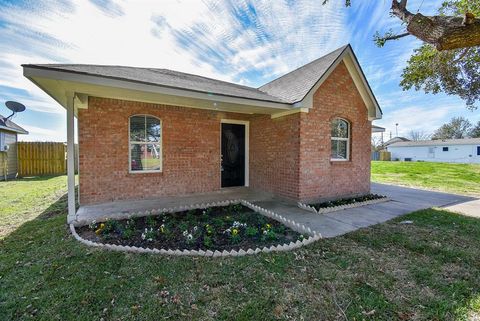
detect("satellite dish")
(4, 101), (26, 121)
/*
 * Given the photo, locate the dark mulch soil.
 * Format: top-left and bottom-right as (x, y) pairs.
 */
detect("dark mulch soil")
(309, 193), (386, 211)
(77, 204), (303, 251)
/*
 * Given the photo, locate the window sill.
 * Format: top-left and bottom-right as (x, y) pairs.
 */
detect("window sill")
(128, 170), (163, 175)
(330, 159), (352, 165)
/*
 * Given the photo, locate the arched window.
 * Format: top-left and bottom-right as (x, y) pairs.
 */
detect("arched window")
(129, 115), (162, 172)
(331, 118), (350, 161)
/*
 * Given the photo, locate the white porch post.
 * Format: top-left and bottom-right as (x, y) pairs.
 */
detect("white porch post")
(66, 92), (76, 222)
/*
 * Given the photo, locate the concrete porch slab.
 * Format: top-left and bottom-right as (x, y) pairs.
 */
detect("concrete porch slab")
(72, 187), (272, 226)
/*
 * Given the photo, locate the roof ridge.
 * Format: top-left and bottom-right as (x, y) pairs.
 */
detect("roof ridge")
(257, 44), (349, 90)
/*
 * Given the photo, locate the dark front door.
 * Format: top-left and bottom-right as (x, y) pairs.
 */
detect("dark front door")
(221, 123), (245, 187)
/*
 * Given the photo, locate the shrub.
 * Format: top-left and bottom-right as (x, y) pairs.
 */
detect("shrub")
(274, 225), (286, 234)
(141, 228), (156, 242)
(233, 204), (243, 213)
(204, 224), (214, 236)
(122, 228), (135, 240)
(203, 236), (213, 248)
(158, 223), (171, 237)
(103, 219), (120, 234)
(261, 229), (277, 241)
(245, 226), (258, 237)
(231, 228), (241, 244)
(145, 215), (156, 228)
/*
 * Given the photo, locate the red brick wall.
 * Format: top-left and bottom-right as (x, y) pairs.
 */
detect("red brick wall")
(78, 61), (370, 205)
(249, 114), (301, 199)
(78, 98), (302, 205)
(298, 61), (371, 202)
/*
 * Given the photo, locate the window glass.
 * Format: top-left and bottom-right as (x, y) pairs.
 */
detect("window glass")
(331, 119), (349, 138)
(129, 115), (161, 172)
(130, 116), (146, 142)
(331, 140), (347, 159)
(146, 117), (161, 142)
(331, 118), (350, 160)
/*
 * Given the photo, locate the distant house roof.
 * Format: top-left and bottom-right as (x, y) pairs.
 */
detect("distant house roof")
(372, 125), (385, 133)
(383, 137), (410, 146)
(389, 138), (480, 147)
(0, 114), (28, 134)
(22, 44), (382, 119)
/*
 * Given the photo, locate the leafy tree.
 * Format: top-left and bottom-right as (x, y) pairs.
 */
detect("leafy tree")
(325, 0), (480, 109)
(432, 116), (472, 139)
(407, 130), (431, 141)
(470, 121), (480, 137)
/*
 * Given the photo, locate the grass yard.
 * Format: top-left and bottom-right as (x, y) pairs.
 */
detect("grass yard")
(0, 176), (68, 238)
(371, 161), (480, 196)
(1, 176), (480, 320)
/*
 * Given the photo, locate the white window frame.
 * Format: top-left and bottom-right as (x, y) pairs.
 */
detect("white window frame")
(128, 114), (162, 173)
(330, 118), (350, 161)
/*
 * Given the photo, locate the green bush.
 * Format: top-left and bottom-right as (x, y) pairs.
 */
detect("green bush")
(246, 226), (258, 237)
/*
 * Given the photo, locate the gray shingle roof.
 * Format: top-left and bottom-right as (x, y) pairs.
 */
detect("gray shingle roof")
(0, 114), (28, 134)
(23, 45), (351, 106)
(22, 64), (289, 104)
(258, 46), (348, 103)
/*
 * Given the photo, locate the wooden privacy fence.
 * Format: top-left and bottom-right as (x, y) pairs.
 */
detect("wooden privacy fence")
(18, 142), (67, 176)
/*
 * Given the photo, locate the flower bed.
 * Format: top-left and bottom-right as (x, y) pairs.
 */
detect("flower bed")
(298, 194), (388, 214)
(76, 203), (304, 252)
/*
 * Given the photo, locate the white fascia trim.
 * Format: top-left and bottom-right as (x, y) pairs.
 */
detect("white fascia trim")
(23, 67), (292, 111)
(271, 108), (309, 119)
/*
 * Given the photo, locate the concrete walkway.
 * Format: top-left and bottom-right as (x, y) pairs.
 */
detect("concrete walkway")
(254, 183), (476, 237)
(444, 199), (480, 218)
(73, 183), (477, 238)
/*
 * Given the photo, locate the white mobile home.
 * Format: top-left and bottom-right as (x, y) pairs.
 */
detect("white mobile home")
(388, 138), (480, 164)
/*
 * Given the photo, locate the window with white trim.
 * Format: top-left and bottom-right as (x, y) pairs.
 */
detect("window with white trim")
(129, 115), (162, 172)
(331, 118), (350, 160)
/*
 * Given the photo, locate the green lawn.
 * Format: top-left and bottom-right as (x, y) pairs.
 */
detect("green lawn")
(1, 176), (480, 320)
(371, 161), (480, 196)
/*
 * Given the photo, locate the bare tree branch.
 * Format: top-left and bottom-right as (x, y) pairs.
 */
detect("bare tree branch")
(375, 31), (411, 47)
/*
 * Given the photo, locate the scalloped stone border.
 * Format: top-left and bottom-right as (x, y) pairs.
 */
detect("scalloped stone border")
(69, 199), (322, 257)
(297, 196), (390, 214)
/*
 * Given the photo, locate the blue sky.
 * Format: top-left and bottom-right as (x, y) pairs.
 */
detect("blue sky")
(0, 0), (478, 141)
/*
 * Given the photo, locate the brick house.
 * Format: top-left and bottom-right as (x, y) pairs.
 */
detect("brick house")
(23, 44), (382, 219)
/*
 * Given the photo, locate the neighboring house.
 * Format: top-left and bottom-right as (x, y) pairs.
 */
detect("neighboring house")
(23, 44), (383, 219)
(0, 115), (28, 180)
(388, 138), (480, 163)
(371, 125), (385, 133)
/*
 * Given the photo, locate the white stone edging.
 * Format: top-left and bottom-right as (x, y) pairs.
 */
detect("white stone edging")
(298, 196), (390, 214)
(69, 199), (322, 257)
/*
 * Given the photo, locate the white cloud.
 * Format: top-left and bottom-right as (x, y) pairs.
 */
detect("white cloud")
(19, 124), (66, 142)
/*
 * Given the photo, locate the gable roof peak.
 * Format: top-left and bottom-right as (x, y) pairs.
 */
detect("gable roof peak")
(258, 44), (350, 104)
